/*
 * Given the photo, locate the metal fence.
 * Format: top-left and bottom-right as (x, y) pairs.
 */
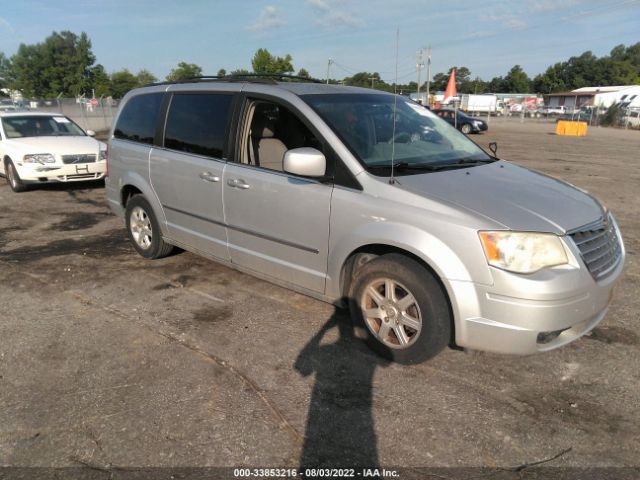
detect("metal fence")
(20, 97), (120, 133)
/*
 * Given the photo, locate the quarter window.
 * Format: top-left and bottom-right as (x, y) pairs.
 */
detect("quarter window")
(114, 93), (164, 145)
(164, 93), (232, 159)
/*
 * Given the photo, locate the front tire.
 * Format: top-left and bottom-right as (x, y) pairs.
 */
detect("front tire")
(348, 254), (451, 364)
(460, 123), (472, 134)
(125, 195), (173, 259)
(5, 159), (27, 192)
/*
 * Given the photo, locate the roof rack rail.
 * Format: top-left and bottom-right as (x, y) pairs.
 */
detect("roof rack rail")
(147, 73), (323, 87)
(225, 73), (324, 84)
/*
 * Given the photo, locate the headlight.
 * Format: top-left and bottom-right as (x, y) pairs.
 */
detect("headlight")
(479, 231), (568, 274)
(23, 153), (55, 164)
(99, 149), (107, 161)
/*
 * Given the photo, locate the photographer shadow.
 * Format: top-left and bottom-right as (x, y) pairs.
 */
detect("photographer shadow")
(295, 307), (390, 470)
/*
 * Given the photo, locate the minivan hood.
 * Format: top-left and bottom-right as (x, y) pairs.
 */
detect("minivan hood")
(7, 136), (100, 154)
(394, 161), (604, 234)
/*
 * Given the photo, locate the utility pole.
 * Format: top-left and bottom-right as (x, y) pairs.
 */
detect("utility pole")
(369, 76), (377, 89)
(326, 58), (333, 84)
(425, 46), (431, 106)
(416, 48), (425, 103)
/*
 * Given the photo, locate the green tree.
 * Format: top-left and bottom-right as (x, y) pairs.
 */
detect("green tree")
(217, 68), (227, 77)
(297, 68), (310, 78)
(344, 72), (385, 89)
(502, 65), (531, 93)
(136, 69), (157, 86)
(251, 48), (294, 74)
(11, 31), (95, 97)
(110, 69), (138, 98)
(230, 68), (250, 76)
(532, 62), (567, 93)
(88, 64), (111, 97)
(166, 62), (202, 81)
(486, 76), (506, 92)
(609, 42), (640, 74)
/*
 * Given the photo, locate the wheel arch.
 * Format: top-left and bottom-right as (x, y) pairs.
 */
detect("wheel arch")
(121, 184), (143, 207)
(117, 171), (169, 236)
(335, 240), (463, 349)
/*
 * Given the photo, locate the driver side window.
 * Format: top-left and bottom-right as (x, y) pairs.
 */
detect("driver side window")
(239, 100), (322, 173)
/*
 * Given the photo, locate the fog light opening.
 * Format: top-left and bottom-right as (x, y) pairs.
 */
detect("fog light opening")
(537, 328), (570, 345)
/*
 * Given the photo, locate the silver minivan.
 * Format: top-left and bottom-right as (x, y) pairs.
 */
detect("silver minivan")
(105, 77), (624, 364)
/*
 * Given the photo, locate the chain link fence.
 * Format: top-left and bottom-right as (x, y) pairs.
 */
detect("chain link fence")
(19, 97), (120, 133)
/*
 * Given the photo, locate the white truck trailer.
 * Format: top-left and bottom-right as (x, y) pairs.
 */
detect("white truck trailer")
(460, 94), (500, 115)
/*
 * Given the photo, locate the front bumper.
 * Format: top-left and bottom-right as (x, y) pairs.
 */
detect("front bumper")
(17, 161), (106, 183)
(472, 122), (488, 133)
(449, 234), (624, 355)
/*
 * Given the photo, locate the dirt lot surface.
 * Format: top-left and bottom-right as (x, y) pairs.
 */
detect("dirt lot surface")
(0, 120), (638, 478)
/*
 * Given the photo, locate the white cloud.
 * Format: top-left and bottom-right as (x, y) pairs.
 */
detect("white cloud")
(526, 0), (581, 13)
(0, 16), (13, 33)
(305, 0), (364, 28)
(481, 13), (527, 30)
(245, 5), (286, 32)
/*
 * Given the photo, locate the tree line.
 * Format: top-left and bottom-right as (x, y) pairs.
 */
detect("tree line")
(0, 31), (638, 99)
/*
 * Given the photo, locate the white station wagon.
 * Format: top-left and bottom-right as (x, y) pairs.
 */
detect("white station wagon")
(0, 112), (107, 192)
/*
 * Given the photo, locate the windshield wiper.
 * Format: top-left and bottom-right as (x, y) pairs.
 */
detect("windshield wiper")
(368, 162), (439, 171)
(445, 157), (497, 167)
(369, 158), (495, 172)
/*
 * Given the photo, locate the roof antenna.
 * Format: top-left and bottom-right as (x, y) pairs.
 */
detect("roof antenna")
(389, 26), (400, 185)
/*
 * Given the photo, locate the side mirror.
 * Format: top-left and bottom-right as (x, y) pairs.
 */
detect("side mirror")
(489, 141), (498, 157)
(86, 130), (96, 137)
(283, 147), (326, 177)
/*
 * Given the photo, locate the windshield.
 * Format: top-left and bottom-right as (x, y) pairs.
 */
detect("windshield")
(1, 115), (86, 139)
(302, 93), (491, 175)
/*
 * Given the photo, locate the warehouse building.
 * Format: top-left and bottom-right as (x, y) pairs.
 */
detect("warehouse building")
(544, 85), (640, 110)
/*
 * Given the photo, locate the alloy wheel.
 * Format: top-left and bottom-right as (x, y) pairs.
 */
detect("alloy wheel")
(360, 278), (422, 349)
(130, 206), (153, 250)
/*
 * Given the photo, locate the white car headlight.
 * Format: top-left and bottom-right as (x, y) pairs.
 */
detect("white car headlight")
(99, 148), (107, 161)
(479, 231), (568, 274)
(23, 153), (55, 164)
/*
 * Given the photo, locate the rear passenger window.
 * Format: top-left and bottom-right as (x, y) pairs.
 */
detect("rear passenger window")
(114, 93), (163, 144)
(164, 94), (232, 159)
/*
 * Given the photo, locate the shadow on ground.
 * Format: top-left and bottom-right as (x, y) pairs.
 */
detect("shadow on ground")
(295, 307), (389, 469)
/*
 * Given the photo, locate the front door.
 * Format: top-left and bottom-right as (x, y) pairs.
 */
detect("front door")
(223, 99), (332, 293)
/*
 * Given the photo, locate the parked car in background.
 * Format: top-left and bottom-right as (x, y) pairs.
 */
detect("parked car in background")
(0, 112), (107, 192)
(0, 99), (22, 112)
(432, 108), (488, 134)
(623, 110), (640, 128)
(556, 107), (601, 124)
(540, 105), (567, 116)
(106, 77), (623, 364)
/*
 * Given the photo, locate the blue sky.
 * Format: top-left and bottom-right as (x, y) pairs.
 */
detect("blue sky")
(1, 0), (639, 83)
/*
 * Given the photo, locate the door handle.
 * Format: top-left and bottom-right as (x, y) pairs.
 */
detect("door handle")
(199, 172), (220, 182)
(227, 178), (250, 189)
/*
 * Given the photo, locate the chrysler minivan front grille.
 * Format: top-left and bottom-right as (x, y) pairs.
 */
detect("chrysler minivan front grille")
(570, 215), (622, 279)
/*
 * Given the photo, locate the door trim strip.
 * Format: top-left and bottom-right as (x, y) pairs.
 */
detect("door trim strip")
(162, 204), (320, 254)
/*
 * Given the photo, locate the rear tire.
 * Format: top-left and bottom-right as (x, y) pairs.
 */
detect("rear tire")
(348, 253), (451, 364)
(125, 195), (173, 259)
(5, 159), (27, 192)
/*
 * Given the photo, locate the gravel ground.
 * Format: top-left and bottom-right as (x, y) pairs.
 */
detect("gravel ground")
(0, 120), (638, 478)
